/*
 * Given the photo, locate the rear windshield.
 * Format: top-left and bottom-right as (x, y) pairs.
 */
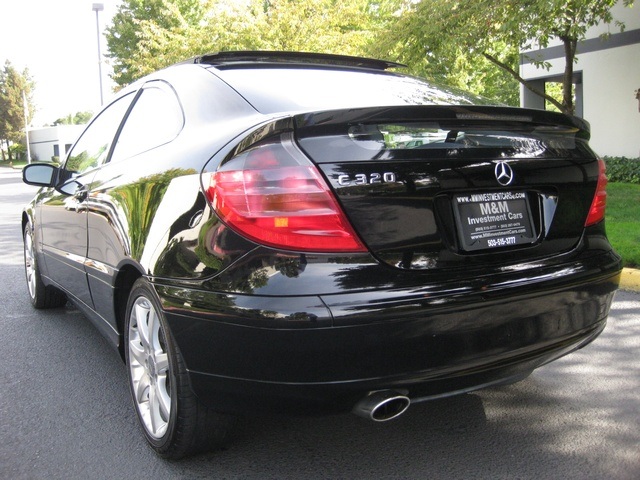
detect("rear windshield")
(348, 123), (581, 152)
(213, 67), (494, 113)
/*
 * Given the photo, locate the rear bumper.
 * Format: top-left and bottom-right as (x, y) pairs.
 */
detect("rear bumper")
(158, 251), (621, 414)
(185, 319), (607, 415)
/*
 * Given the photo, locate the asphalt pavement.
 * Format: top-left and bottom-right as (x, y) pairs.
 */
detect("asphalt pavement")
(1, 166), (639, 479)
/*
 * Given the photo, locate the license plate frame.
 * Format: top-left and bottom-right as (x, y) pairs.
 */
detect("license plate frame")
(453, 191), (536, 251)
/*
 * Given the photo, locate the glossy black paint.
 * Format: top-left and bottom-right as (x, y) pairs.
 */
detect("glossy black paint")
(22, 54), (622, 417)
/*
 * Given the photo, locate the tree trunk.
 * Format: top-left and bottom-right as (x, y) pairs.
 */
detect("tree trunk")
(561, 36), (577, 116)
(3, 139), (12, 162)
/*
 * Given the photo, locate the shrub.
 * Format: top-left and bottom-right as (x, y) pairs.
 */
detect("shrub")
(603, 156), (640, 184)
(9, 143), (27, 160)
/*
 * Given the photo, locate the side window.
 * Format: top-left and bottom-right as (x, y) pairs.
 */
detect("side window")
(65, 93), (134, 174)
(111, 82), (184, 162)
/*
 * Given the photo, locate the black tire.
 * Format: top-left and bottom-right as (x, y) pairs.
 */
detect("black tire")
(23, 224), (67, 309)
(124, 278), (234, 459)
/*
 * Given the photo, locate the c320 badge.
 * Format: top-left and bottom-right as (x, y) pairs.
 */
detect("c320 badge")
(337, 172), (397, 186)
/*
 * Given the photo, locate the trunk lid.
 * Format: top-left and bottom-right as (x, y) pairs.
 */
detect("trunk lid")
(294, 106), (599, 270)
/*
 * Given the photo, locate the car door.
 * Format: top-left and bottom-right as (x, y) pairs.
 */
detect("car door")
(84, 81), (186, 326)
(38, 93), (135, 309)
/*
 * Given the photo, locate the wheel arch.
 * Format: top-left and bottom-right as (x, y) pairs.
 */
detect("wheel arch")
(113, 263), (144, 361)
(22, 210), (33, 237)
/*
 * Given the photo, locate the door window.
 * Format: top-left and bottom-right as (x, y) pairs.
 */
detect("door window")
(64, 93), (135, 174)
(111, 81), (184, 162)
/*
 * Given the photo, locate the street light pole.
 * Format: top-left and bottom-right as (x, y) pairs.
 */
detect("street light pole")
(92, 3), (104, 106)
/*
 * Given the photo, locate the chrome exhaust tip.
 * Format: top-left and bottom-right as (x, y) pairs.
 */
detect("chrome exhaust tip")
(352, 390), (410, 422)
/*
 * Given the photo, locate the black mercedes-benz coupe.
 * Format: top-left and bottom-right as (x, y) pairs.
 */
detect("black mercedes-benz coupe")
(22, 51), (622, 458)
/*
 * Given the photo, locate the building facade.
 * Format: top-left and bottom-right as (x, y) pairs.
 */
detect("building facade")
(520, 2), (640, 158)
(27, 125), (84, 163)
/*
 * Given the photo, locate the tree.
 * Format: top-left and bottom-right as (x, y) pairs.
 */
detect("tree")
(52, 111), (94, 126)
(255, 0), (387, 54)
(105, 0), (402, 88)
(0, 61), (35, 162)
(378, 0), (635, 114)
(105, 0), (209, 86)
(374, 25), (521, 106)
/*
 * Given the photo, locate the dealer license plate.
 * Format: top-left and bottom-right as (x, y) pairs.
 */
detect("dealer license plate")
(453, 191), (536, 251)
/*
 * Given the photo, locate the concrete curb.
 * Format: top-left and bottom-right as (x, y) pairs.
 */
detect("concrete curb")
(619, 268), (640, 292)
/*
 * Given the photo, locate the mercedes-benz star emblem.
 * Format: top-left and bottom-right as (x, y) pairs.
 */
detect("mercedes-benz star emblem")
(495, 161), (514, 186)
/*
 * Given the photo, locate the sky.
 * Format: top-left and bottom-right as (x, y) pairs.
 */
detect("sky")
(0, 0), (121, 126)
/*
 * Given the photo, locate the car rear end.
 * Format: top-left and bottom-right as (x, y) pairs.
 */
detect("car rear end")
(158, 55), (622, 416)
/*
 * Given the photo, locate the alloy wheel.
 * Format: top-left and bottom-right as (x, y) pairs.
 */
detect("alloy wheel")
(24, 229), (37, 300)
(127, 296), (172, 439)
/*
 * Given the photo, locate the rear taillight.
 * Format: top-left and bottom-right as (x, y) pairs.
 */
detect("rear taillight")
(205, 133), (366, 252)
(585, 157), (608, 227)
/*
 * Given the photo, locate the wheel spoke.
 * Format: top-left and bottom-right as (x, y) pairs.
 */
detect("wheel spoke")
(147, 308), (161, 353)
(148, 385), (160, 434)
(129, 341), (147, 370)
(134, 370), (150, 405)
(156, 375), (171, 420)
(149, 381), (169, 437)
(155, 352), (169, 374)
(134, 302), (152, 351)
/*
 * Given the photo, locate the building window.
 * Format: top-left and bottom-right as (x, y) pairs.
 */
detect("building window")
(522, 72), (583, 117)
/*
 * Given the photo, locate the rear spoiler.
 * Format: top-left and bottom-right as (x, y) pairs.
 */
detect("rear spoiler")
(294, 105), (590, 138)
(183, 51), (406, 71)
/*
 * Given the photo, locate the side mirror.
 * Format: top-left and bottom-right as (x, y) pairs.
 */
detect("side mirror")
(22, 163), (58, 187)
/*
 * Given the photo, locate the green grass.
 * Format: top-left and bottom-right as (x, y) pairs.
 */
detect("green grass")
(0, 160), (27, 168)
(606, 182), (640, 268)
